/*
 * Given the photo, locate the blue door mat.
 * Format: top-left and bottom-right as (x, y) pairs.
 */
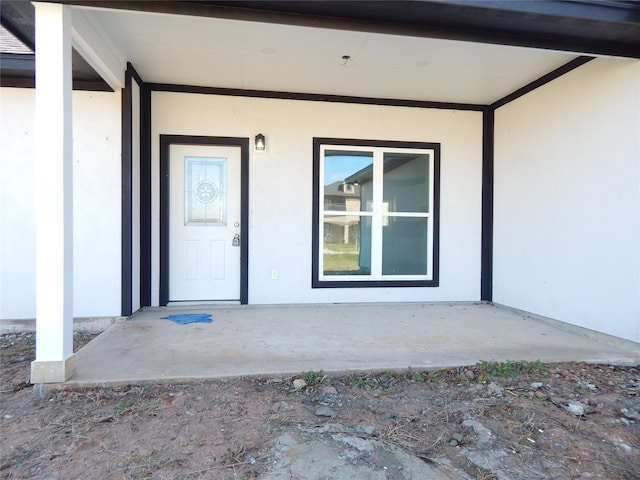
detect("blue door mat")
(161, 313), (213, 325)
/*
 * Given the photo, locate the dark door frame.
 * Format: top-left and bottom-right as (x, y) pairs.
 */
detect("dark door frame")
(159, 135), (250, 305)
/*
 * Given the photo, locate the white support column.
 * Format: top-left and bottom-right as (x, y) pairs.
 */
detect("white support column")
(31, 2), (76, 383)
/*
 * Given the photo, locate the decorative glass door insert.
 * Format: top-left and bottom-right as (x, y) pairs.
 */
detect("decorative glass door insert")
(184, 156), (227, 226)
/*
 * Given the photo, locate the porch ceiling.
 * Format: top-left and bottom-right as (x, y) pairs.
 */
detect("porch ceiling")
(2, 1), (639, 103)
(87, 6), (581, 105)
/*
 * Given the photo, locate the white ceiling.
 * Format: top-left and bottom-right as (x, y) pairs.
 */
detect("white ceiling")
(83, 6), (580, 105)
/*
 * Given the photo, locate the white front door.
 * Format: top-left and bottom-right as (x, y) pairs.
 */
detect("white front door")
(169, 144), (242, 302)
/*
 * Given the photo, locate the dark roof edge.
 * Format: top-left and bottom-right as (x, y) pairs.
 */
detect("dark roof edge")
(49, 0), (640, 59)
(0, 74), (114, 92)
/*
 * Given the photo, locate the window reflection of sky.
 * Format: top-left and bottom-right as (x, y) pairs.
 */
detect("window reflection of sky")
(324, 156), (373, 185)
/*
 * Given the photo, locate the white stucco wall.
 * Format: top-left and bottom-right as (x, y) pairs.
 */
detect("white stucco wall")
(0, 88), (122, 319)
(494, 58), (640, 342)
(152, 92), (483, 305)
(1, 89), (36, 319)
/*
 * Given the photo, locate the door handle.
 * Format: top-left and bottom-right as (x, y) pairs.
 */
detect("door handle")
(232, 234), (240, 247)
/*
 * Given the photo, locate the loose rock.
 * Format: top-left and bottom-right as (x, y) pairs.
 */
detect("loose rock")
(353, 425), (375, 435)
(461, 416), (492, 444)
(620, 408), (640, 421)
(449, 432), (464, 446)
(321, 385), (338, 395)
(563, 400), (591, 416)
(487, 382), (504, 397)
(315, 406), (337, 418)
(292, 378), (307, 390)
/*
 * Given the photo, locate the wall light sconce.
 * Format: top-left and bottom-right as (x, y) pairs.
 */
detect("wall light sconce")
(255, 133), (266, 151)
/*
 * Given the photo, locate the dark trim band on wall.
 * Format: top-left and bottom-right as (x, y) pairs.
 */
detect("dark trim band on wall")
(159, 136), (170, 306)
(127, 62), (144, 88)
(492, 56), (594, 110)
(120, 65), (133, 316)
(480, 108), (494, 302)
(159, 135), (250, 305)
(149, 83), (486, 112)
(122, 61), (151, 314)
(140, 82), (152, 307)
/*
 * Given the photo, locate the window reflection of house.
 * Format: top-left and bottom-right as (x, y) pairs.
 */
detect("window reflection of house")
(323, 181), (361, 245)
(345, 153), (431, 276)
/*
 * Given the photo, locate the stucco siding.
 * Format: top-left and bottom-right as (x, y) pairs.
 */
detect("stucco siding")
(0, 88), (122, 319)
(494, 58), (640, 342)
(1, 89), (36, 319)
(152, 93), (483, 305)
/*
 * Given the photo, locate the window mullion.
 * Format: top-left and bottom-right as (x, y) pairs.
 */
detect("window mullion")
(370, 150), (384, 278)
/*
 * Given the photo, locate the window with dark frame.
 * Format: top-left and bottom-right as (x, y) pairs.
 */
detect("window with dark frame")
(312, 138), (440, 288)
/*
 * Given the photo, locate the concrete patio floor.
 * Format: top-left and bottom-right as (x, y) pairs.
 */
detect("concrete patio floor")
(68, 302), (640, 385)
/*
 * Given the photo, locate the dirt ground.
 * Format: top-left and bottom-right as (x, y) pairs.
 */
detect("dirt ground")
(1, 332), (639, 480)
